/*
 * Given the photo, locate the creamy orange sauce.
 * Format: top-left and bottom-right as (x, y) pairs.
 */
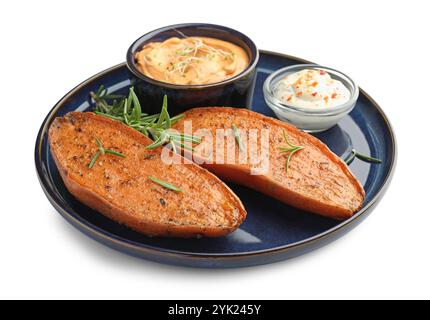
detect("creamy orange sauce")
(135, 37), (249, 85)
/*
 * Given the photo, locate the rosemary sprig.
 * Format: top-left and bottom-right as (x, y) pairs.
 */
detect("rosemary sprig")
(232, 124), (244, 152)
(91, 86), (201, 153)
(344, 149), (382, 165)
(91, 85), (126, 115)
(148, 176), (183, 193)
(88, 138), (125, 169)
(278, 130), (304, 176)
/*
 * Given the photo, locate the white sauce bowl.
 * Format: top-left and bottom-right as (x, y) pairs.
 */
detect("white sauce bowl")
(263, 64), (359, 132)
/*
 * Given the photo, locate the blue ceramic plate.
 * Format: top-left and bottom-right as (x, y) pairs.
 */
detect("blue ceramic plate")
(35, 51), (396, 268)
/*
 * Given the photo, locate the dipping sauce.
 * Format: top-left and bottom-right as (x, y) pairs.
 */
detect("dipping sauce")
(134, 37), (249, 85)
(273, 69), (351, 108)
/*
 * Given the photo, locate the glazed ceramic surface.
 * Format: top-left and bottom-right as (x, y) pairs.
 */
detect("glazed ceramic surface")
(35, 51), (396, 268)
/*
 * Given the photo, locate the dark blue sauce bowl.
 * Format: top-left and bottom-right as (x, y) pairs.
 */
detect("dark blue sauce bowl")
(126, 23), (259, 115)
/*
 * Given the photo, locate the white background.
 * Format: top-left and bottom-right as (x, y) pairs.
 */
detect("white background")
(1, 0), (429, 300)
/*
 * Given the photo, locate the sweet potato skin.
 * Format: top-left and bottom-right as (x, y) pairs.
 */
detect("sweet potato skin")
(48, 112), (246, 238)
(172, 107), (365, 219)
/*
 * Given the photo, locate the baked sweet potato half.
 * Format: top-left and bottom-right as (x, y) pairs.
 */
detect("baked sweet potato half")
(172, 107), (365, 219)
(48, 112), (246, 238)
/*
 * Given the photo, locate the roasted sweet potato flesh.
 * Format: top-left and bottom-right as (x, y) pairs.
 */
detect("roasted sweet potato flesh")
(172, 107), (365, 219)
(48, 112), (246, 237)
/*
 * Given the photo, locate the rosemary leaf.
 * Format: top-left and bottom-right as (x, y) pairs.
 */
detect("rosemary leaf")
(283, 129), (295, 148)
(95, 85), (104, 96)
(284, 146), (303, 175)
(156, 96), (168, 128)
(95, 138), (105, 155)
(141, 114), (160, 122)
(278, 146), (296, 153)
(174, 140), (196, 152)
(88, 150), (101, 169)
(123, 97), (130, 125)
(344, 152), (356, 165)
(148, 176), (183, 192)
(94, 111), (124, 121)
(170, 113), (185, 125)
(345, 149), (382, 165)
(140, 126), (149, 136)
(285, 150), (294, 176)
(169, 133), (202, 144)
(129, 88), (142, 122)
(105, 149), (126, 158)
(162, 96), (171, 129)
(232, 124), (244, 152)
(354, 150), (382, 163)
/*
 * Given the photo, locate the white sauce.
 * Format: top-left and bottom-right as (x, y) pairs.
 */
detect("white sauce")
(273, 69), (351, 108)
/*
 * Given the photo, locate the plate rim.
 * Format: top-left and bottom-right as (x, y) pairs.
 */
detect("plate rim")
(35, 50), (397, 261)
